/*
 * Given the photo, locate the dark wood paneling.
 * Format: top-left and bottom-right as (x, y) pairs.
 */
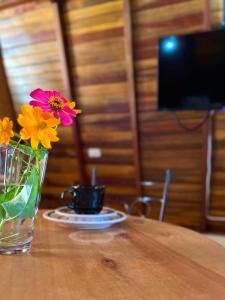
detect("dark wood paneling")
(210, 0), (223, 28)
(123, 0), (141, 191)
(52, 0), (87, 185)
(207, 1), (225, 231)
(0, 1), (80, 206)
(0, 0), (224, 230)
(133, 0), (206, 229)
(0, 48), (15, 119)
(65, 0), (137, 198)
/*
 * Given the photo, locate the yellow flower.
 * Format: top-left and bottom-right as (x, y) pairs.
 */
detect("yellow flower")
(0, 117), (14, 145)
(17, 105), (60, 150)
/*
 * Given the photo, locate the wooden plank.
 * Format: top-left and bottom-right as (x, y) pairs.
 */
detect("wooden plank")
(133, 0), (208, 230)
(0, 0), (44, 11)
(203, 0), (211, 30)
(2, 212), (225, 299)
(52, 0), (88, 185)
(123, 0), (141, 191)
(0, 47), (15, 121)
(200, 0), (211, 231)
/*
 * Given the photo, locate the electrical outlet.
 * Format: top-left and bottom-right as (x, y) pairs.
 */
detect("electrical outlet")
(87, 148), (102, 158)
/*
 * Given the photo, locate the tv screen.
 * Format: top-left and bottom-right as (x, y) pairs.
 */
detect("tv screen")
(158, 29), (225, 110)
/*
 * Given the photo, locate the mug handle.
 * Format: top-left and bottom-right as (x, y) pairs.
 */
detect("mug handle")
(60, 187), (76, 209)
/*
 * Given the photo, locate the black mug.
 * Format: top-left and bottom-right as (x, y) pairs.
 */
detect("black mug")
(61, 185), (105, 214)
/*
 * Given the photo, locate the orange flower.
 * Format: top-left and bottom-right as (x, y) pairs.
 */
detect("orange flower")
(0, 117), (14, 145)
(17, 105), (60, 149)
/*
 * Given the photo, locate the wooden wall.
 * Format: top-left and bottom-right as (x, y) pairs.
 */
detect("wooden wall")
(208, 0), (225, 231)
(0, 0), (224, 230)
(132, 0), (208, 229)
(64, 0), (137, 199)
(0, 49), (15, 119)
(211, 0), (223, 27)
(0, 1), (80, 208)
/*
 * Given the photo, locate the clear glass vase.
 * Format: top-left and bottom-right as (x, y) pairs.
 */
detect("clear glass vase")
(0, 144), (47, 254)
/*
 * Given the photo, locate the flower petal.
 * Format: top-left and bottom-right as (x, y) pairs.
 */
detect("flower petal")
(30, 132), (39, 149)
(63, 105), (77, 116)
(30, 89), (49, 102)
(0, 117), (14, 145)
(52, 91), (61, 98)
(45, 116), (60, 128)
(61, 97), (69, 103)
(43, 127), (59, 142)
(29, 100), (49, 108)
(39, 131), (52, 149)
(20, 127), (32, 140)
(69, 102), (75, 109)
(69, 102), (81, 114)
(59, 112), (73, 126)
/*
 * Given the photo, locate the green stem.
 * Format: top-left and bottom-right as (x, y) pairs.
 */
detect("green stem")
(13, 132), (30, 146)
(4, 138), (22, 195)
(13, 151), (34, 199)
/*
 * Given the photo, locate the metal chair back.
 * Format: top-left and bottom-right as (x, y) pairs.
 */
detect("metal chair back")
(124, 169), (172, 221)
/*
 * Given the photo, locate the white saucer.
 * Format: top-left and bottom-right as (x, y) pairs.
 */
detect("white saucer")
(43, 209), (127, 230)
(55, 206), (117, 221)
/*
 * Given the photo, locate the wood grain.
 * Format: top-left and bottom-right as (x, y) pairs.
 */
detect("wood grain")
(1, 211), (225, 300)
(133, 0), (208, 229)
(210, 0), (223, 28)
(53, 0), (88, 185)
(0, 1), (80, 206)
(65, 0), (137, 197)
(0, 0), (224, 230)
(123, 0), (141, 192)
(0, 48), (15, 120)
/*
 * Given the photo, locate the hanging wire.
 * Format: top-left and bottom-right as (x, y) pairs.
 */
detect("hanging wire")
(173, 111), (210, 131)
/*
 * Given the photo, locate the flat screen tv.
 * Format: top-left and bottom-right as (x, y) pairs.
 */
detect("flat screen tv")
(158, 29), (225, 111)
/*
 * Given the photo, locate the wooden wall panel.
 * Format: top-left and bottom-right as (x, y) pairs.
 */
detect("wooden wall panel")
(132, 0), (206, 229)
(0, 0), (223, 230)
(64, 0), (137, 198)
(210, 0), (223, 27)
(0, 49), (15, 119)
(211, 113), (225, 214)
(207, 0), (225, 231)
(0, 1), (80, 207)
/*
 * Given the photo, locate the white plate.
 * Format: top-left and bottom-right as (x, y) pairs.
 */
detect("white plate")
(55, 206), (117, 221)
(43, 209), (127, 230)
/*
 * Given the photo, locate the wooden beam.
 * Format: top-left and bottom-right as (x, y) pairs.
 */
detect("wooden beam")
(200, 0), (212, 231)
(123, 0), (141, 194)
(0, 46), (16, 123)
(52, 0), (88, 185)
(0, 0), (45, 10)
(201, 118), (210, 232)
(203, 0), (211, 31)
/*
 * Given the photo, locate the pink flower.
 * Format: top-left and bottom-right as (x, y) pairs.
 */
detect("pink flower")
(29, 89), (81, 126)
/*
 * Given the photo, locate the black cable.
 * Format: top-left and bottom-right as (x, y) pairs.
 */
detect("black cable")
(173, 111), (210, 132)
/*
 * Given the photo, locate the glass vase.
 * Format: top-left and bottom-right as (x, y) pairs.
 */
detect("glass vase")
(0, 144), (47, 254)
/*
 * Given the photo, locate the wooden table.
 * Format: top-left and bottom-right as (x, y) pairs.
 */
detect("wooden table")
(1, 211), (225, 300)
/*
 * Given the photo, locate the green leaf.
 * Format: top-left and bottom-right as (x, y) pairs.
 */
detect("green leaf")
(10, 140), (35, 157)
(19, 169), (39, 219)
(0, 186), (20, 204)
(0, 206), (6, 228)
(0, 167), (39, 222)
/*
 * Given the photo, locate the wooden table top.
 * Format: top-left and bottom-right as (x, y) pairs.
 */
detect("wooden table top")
(1, 210), (225, 300)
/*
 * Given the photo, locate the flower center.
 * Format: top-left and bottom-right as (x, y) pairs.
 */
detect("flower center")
(49, 96), (63, 111)
(39, 121), (47, 130)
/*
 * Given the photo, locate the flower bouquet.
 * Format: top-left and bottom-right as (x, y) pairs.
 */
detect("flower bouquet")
(0, 89), (80, 254)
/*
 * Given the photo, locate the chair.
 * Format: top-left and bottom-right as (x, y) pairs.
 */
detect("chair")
(124, 169), (172, 221)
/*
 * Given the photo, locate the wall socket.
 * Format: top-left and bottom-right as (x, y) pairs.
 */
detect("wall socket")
(87, 148), (102, 158)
